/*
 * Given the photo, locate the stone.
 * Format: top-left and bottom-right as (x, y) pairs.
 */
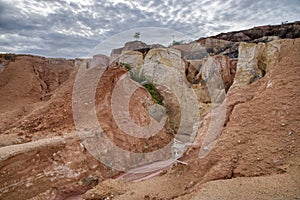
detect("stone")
(200, 55), (234, 92)
(197, 38), (234, 49)
(111, 47), (123, 55)
(172, 42), (209, 60)
(229, 58), (238, 78)
(197, 38), (236, 57)
(261, 39), (284, 72)
(230, 39), (300, 91)
(230, 42), (266, 89)
(74, 58), (91, 69)
(219, 42), (240, 58)
(110, 41), (165, 58)
(144, 48), (185, 76)
(138, 60), (200, 157)
(123, 41), (148, 52)
(147, 104), (166, 123)
(185, 60), (199, 84)
(187, 59), (204, 71)
(253, 36), (280, 43)
(91, 54), (110, 69)
(118, 51), (144, 69)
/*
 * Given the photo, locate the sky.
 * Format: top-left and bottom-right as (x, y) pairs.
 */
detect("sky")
(0, 0), (299, 58)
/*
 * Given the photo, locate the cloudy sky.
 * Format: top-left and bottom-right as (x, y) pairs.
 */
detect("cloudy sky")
(0, 0), (299, 58)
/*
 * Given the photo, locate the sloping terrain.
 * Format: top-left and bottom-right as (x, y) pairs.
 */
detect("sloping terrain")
(207, 21), (300, 42)
(0, 55), (75, 146)
(82, 38), (300, 200)
(0, 23), (299, 200)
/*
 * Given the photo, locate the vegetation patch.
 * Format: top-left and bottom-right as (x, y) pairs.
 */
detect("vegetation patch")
(0, 53), (16, 62)
(120, 62), (132, 71)
(128, 69), (164, 105)
(143, 83), (164, 105)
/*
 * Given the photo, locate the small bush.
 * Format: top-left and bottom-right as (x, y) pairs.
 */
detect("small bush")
(143, 83), (164, 105)
(120, 62), (131, 71)
(4, 53), (16, 61)
(128, 69), (164, 105)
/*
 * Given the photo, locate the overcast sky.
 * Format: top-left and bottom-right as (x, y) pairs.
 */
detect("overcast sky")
(0, 0), (299, 58)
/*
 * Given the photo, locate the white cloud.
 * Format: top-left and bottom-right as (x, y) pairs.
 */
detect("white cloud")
(65, 0), (94, 6)
(0, 0), (299, 58)
(15, 0), (60, 16)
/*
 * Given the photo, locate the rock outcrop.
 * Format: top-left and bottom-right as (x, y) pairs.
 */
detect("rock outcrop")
(117, 51), (144, 68)
(111, 41), (165, 57)
(200, 55), (234, 92)
(230, 39), (297, 90)
(230, 42), (266, 88)
(172, 42), (209, 60)
(144, 48), (185, 76)
(208, 21), (300, 42)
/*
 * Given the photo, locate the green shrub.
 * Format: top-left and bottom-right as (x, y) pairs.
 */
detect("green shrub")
(128, 69), (164, 106)
(120, 62), (131, 71)
(143, 83), (164, 105)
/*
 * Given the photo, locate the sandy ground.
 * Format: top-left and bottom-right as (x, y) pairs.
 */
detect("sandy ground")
(186, 172), (300, 200)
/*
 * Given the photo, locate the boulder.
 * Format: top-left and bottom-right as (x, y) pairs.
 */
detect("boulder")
(219, 42), (240, 58)
(91, 54), (110, 69)
(187, 59), (204, 71)
(199, 55), (234, 92)
(123, 41), (148, 52)
(230, 42), (266, 89)
(74, 58), (91, 69)
(197, 38), (234, 49)
(230, 39), (300, 91)
(231, 39), (299, 88)
(118, 51), (144, 69)
(144, 48), (185, 76)
(185, 60), (199, 84)
(253, 36), (280, 43)
(172, 42), (208, 60)
(213, 55), (234, 91)
(111, 47), (123, 55)
(138, 56), (200, 157)
(261, 39), (284, 71)
(229, 58), (238, 78)
(110, 41), (166, 60)
(194, 38), (241, 58)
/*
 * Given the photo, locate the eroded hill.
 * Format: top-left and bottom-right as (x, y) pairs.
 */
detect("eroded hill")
(0, 23), (299, 200)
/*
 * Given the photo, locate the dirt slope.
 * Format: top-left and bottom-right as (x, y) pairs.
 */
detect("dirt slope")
(83, 39), (300, 200)
(0, 55), (75, 143)
(0, 57), (175, 199)
(0, 34), (299, 199)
